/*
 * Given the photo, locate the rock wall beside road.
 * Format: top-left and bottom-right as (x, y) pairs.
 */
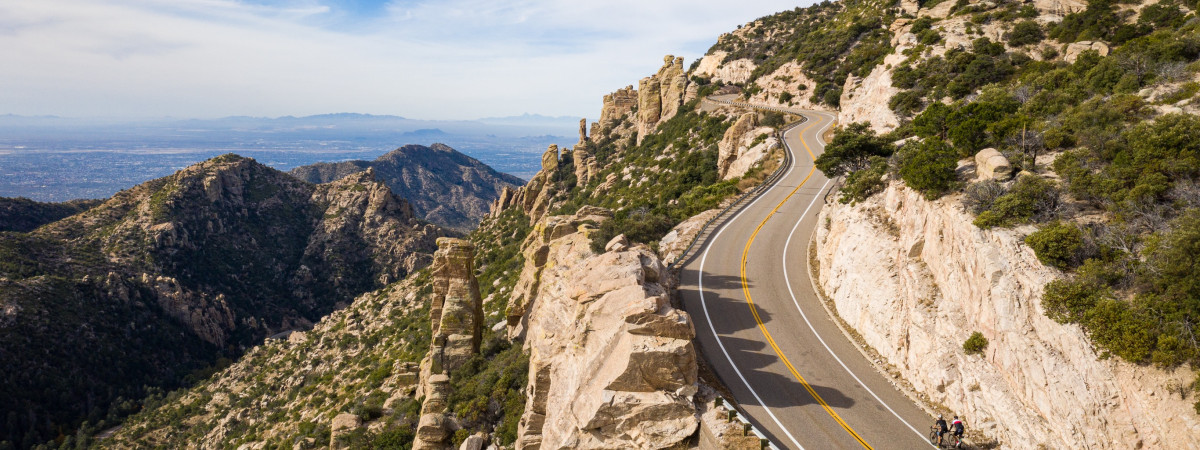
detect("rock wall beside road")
(815, 182), (1200, 448)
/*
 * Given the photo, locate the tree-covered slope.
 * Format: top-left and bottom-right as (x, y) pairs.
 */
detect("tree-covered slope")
(0, 197), (101, 233)
(0, 155), (443, 449)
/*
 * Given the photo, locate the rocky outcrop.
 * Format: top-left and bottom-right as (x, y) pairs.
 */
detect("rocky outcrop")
(636, 55), (692, 144)
(694, 51), (757, 85)
(597, 85), (638, 135)
(973, 148), (1012, 181)
(143, 274), (236, 346)
(717, 113), (777, 180)
(427, 238), (483, 374)
(815, 182), (1200, 448)
(657, 208), (723, 266)
(1064, 40), (1110, 63)
(507, 208), (700, 449)
(839, 50), (904, 133)
(415, 238), (484, 450)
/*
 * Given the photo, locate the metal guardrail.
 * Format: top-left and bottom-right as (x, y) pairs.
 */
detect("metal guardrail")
(670, 98), (812, 450)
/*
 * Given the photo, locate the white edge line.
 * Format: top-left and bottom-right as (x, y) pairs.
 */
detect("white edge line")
(697, 114), (812, 450)
(779, 111), (929, 443)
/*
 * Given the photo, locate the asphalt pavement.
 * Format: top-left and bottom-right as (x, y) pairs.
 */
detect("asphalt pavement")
(678, 108), (935, 450)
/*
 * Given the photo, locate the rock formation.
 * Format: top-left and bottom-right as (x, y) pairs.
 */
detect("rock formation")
(414, 238), (484, 450)
(657, 208), (723, 266)
(507, 207), (700, 449)
(694, 51), (757, 85)
(427, 238), (483, 373)
(973, 148), (1012, 181)
(717, 113), (778, 180)
(816, 182), (1200, 448)
(1064, 41), (1110, 63)
(597, 85), (637, 135)
(330, 413), (363, 450)
(636, 55), (692, 144)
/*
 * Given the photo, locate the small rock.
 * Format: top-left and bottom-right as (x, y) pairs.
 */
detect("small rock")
(605, 234), (630, 252)
(459, 432), (488, 450)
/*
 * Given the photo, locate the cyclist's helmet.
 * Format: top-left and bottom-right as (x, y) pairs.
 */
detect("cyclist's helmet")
(938, 414), (944, 419)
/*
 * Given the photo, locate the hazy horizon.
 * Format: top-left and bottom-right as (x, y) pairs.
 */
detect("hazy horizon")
(1, 0), (811, 121)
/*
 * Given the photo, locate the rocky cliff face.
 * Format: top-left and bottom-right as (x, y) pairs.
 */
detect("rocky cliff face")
(291, 143), (524, 231)
(507, 207), (699, 449)
(716, 112), (778, 180)
(816, 182), (1200, 448)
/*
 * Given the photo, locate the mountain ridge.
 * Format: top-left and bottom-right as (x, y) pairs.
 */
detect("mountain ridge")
(290, 143), (524, 231)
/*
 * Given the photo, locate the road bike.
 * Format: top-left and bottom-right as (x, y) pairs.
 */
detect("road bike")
(928, 426), (962, 448)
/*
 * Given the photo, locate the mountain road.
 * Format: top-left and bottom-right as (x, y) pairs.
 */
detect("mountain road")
(678, 105), (934, 449)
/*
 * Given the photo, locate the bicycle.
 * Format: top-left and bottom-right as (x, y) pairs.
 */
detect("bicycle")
(928, 426), (961, 448)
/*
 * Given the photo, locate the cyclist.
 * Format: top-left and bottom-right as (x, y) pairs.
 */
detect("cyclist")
(934, 414), (949, 445)
(951, 416), (965, 442)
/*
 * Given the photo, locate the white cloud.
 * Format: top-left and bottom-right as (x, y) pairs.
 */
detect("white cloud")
(0, 0), (808, 120)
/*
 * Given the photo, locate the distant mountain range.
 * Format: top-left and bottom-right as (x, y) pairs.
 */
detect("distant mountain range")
(0, 112), (580, 140)
(0, 113), (581, 202)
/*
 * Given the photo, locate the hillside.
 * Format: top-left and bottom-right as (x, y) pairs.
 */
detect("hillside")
(0, 155), (442, 449)
(0, 197), (101, 232)
(99, 52), (794, 448)
(290, 144), (524, 231)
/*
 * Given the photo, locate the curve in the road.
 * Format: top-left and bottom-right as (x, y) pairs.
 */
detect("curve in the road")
(683, 105), (932, 450)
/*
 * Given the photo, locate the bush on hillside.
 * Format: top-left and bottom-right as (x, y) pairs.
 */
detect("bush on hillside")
(963, 332), (989, 355)
(814, 123), (895, 177)
(1006, 20), (1045, 47)
(898, 138), (959, 200)
(839, 156), (890, 204)
(973, 175), (1061, 228)
(1025, 221), (1084, 270)
(962, 180), (1007, 215)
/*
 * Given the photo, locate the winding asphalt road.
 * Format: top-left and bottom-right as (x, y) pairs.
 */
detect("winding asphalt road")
(678, 106), (933, 449)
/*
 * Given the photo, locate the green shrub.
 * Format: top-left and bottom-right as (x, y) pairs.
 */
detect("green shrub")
(815, 122), (895, 177)
(1006, 20), (1045, 47)
(839, 157), (889, 204)
(963, 332), (988, 355)
(1025, 222), (1083, 270)
(889, 91), (924, 116)
(898, 138), (959, 200)
(962, 180), (1007, 214)
(1159, 82), (1200, 104)
(973, 175), (1060, 228)
(373, 427), (415, 449)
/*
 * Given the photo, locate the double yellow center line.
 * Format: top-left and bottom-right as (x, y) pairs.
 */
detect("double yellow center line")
(738, 114), (873, 449)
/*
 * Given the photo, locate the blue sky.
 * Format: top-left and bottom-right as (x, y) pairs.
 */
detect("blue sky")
(0, 0), (808, 120)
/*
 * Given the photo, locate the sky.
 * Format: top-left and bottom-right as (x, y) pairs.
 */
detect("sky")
(0, 0), (808, 121)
